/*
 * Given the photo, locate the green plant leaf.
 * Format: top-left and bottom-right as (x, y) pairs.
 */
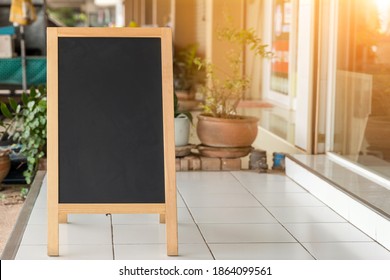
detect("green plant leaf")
(16, 104), (21, 114)
(38, 99), (47, 109)
(23, 170), (32, 184)
(15, 85), (47, 184)
(38, 84), (46, 95)
(23, 128), (30, 138)
(21, 92), (28, 105)
(20, 187), (29, 199)
(27, 101), (35, 110)
(174, 92), (179, 115)
(13, 132), (20, 140)
(0, 103), (12, 119)
(8, 98), (18, 112)
(27, 156), (35, 164)
(29, 86), (36, 99)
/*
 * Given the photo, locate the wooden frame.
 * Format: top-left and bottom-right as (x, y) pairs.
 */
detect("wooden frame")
(47, 27), (177, 256)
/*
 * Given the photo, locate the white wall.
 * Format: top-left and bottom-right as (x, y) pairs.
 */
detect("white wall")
(294, 0), (315, 152)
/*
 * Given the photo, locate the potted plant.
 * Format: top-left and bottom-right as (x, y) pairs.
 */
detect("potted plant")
(194, 23), (272, 157)
(0, 101), (21, 184)
(1, 85), (47, 184)
(0, 138), (11, 186)
(173, 44), (202, 100)
(174, 91), (193, 147)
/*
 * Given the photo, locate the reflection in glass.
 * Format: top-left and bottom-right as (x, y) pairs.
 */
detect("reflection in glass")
(333, 0), (390, 179)
(270, 0), (291, 95)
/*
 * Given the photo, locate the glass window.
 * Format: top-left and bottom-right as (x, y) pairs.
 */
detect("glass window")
(270, 0), (292, 95)
(332, 0), (390, 179)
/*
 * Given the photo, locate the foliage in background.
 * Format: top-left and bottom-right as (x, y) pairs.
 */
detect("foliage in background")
(20, 187), (29, 200)
(194, 22), (272, 119)
(173, 44), (204, 92)
(47, 7), (87, 27)
(1, 85), (47, 184)
(0, 103), (18, 143)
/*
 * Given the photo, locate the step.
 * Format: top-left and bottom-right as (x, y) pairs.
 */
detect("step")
(286, 154), (390, 250)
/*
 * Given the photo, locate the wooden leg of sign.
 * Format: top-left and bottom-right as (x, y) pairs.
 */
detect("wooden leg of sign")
(47, 165), (59, 256)
(59, 213), (68, 224)
(159, 213), (166, 224)
(47, 207), (59, 256)
(166, 199), (178, 256)
(166, 209), (178, 256)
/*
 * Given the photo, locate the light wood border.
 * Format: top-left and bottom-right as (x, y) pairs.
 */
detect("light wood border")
(47, 27), (178, 257)
(47, 27), (59, 257)
(58, 203), (166, 214)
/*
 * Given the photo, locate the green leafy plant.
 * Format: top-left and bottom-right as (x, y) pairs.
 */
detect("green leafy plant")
(0, 102), (19, 142)
(1, 85), (47, 184)
(173, 44), (204, 93)
(194, 23), (272, 119)
(20, 187), (29, 200)
(47, 7), (87, 27)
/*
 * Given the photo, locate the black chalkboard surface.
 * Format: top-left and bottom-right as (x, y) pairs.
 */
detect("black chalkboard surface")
(58, 37), (165, 203)
(47, 28), (178, 257)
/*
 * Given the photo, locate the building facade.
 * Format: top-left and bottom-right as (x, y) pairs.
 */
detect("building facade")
(122, 0), (390, 184)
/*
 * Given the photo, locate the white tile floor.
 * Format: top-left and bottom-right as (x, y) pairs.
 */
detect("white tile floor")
(287, 155), (390, 250)
(14, 171), (390, 260)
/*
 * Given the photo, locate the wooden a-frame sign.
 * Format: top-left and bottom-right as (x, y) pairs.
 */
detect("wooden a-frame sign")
(47, 27), (178, 256)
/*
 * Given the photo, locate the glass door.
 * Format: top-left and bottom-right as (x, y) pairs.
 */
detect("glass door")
(329, 0), (390, 180)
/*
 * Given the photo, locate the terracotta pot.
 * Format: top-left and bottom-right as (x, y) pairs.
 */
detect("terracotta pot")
(197, 114), (259, 148)
(0, 153), (11, 184)
(197, 145), (253, 158)
(176, 90), (195, 100)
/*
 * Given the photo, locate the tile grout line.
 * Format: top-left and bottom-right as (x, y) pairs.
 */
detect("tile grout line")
(106, 213), (116, 260)
(287, 158), (390, 252)
(177, 189), (216, 260)
(230, 171), (318, 260)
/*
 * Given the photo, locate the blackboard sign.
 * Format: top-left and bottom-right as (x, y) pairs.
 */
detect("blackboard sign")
(47, 28), (177, 257)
